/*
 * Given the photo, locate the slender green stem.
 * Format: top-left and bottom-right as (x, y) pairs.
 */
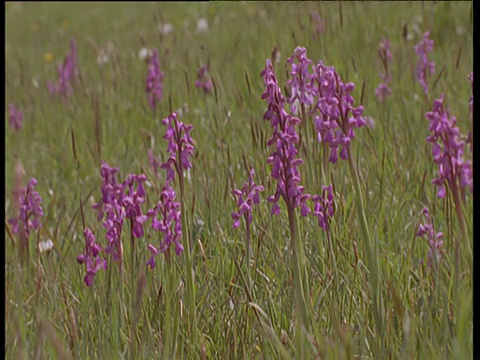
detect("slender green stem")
(114, 235), (126, 354)
(129, 222), (136, 360)
(83, 284), (89, 357)
(179, 174), (198, 348)
(346, 147), (384, 349)
(163, 250), (173, 359)
(451, 182), (468, 246)
(450, 180), (472, 271)
(245, 219), (251, 286)
(287, 205), (308, 358)
(326, 228), (338, 280)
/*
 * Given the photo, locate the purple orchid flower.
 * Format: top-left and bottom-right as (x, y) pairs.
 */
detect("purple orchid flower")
(146, 49), (165, 112)
(414, 32), (435, 95)
(77, 228), (107, 286)
(426, 94), (472, 198)
(8, 103), (23, 132)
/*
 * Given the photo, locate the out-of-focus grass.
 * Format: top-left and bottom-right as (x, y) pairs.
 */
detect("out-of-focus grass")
(5, 2), (472, 358)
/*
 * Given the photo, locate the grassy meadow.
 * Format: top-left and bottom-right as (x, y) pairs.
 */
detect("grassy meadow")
(5, 2), (473, 359)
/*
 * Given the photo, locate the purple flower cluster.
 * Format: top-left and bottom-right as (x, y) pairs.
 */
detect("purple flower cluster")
(145, 112), (195, 266)
(310, 10), (326, 38)
(375, 38), (393, 103)
(231, 168), (265, 228)
(261, 58), (312, 217)
(312, 185), (334, 231)
(426, 94), (472, 198)
(81, 154), (189, 280)
(76, 229), (107, 286)
(416, 208), (444, 268)
(146, 49), (165, 112)
(92, 162), (125, 261)
(8, 103), (23, 132)
(195, 64), (213, 94)
(91, 162), (151, 262)
(122, 173), (149, 238)
(8, 178), (44, 240)
(160, 112), (195, 182)
(47, 38), (78, 99)
(310, 60), (368, 164)
(286, 46), (315, 114)
(261, 51), (339, 228)
(414, 32), (435, 95)
(146, 185), (183, 268)
(282, 47), (369, 164)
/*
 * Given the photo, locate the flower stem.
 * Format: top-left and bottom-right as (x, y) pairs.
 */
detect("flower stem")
(179, 174), (198, 348)
(129, 222), (136, 360)
(245, 219), (251, 284)
(326, 227), (338, 280)
(287, 205), (308, 357)
(347, 147), (384, 349)
(450, 181), (471, 260)
(163, 250), (172, 358)
(118, 257), (125, 352)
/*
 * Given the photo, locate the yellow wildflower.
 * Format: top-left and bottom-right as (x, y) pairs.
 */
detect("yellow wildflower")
(44, 53), (54, 63)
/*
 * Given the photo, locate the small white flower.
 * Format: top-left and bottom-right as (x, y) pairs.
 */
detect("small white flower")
(413, 15), (423, 24)
(138, 47), (152, 60)
(364, 116), (375, 129)
(48, 189), (54, 196)
(159, 23), (173, 35)
(39, 239), (54, 253)
(184, 168), (192, 184)
(274, 51), (281, 64)
(195, 218), (205, 228)
(32, 78), (39, 88)
(176, 103), (189, 116)
(196, 18), (209, 33)
(411, 23), (421, 36)
(97, 50), (108, 65)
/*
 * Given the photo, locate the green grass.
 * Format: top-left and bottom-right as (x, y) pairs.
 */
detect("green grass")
(5, 2), (472, 359)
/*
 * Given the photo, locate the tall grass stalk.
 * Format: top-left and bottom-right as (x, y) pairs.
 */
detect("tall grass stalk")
(287, 206), (309, 358)
(245, 217), (252, 285)
(450, 181), (469, 251)
(162, 250), (174, 358)
(346, 146), (384, 350)
(118, 250), (126, 354)
(179, 173), (198, 349)
(129, 221), (136, 360)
